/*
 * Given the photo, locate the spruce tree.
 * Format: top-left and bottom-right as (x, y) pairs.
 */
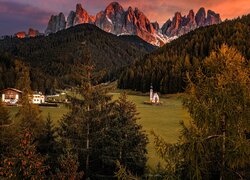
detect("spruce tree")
(59, 43), (148, 178)
(58, 42), (112, 177)
(95, 93), (148, 176)
(15, 60), (44, 138)
(55, 140), (84, 180)
(37, 113), (59, 173)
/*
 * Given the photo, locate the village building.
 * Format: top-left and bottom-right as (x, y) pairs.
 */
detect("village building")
(1, 88), (45, 105)
(31, 92), (45, 104)
(1, 88), (22, 105)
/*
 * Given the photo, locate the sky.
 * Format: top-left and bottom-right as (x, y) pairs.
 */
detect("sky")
(0, 0), (250, 36)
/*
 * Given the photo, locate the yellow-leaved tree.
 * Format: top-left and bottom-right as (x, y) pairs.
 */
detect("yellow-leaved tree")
(153, 45), (250, 180)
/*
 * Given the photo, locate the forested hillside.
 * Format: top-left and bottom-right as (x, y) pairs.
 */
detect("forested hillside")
(0, 24), (155, 93)
(118, 14), (250, 94)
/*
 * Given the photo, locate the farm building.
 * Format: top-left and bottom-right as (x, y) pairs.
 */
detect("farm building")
(31, 92), (45, 104)
(1, 88), (22, 105)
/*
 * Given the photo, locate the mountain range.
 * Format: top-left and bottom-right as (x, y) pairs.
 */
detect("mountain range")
(16, 2), (222, 46)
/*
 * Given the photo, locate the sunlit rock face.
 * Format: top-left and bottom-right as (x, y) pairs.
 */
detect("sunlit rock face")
(43, 2), (222, 46)
(28, 28), (39, 37)
(161, 7), (221, 37)
(16, 32), (26, 38)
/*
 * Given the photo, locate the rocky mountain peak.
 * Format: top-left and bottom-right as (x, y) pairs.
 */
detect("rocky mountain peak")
(161, 7), (221, 37)
(195, 7), (206, 26)
(76, 3), (83, 14)
(45, 12), (66, 35)
(151, 22), (160, 31)
(66, 4), (93, 28)
(15, 32), (26, 38)
(173, 12), (182, 29)
(43, 3), (222, 46)
(15, 28), (40, 38)
(128, 6), (133, 13)
(105, 2), (124, 14)
(188, 10), (195, 22)
(206, 10), (222, 25)
(28, 28), (39, 37)
(66, 11), (76, 28)
(74, 3), (91, 25)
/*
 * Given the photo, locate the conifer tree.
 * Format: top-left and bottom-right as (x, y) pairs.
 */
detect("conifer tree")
(59, 43), (148, 178)
(55, 140), (84, 180)
(95, 93), (148, 176)
(15, 60), (44, 138)
(0, 101), (11, 126)
(0, 128), (48, 179)
(37, 113), (59, 173)
(58, 42), (112, 177)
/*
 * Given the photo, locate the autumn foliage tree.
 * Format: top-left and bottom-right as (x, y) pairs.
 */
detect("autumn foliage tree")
(0, 129), (48, 179)
(153, 45), (250, 179)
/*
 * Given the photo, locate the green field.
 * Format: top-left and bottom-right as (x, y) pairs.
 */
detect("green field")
(6, 105), (70, 126)
(6, 93), (190, 168)
(111, 93), (190, 167)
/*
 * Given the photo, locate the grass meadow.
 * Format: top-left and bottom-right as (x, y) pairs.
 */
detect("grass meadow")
(6, 92), (190, 168)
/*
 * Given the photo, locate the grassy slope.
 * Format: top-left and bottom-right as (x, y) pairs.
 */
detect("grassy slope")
(7, 93), (190, 167)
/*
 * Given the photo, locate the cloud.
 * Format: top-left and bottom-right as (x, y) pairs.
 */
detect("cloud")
(1, 0), (249, 36)
(0, 1), (52, 36)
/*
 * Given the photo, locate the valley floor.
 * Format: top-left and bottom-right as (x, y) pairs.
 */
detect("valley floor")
(7, 92), (190, 167)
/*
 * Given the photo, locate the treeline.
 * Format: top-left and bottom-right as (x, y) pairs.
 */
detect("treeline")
(118, 14), (250, 94)
(0, 24), (155, 93)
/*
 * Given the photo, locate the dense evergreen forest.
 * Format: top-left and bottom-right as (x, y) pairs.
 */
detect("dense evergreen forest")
(0, 24), (155, 94)
(118, 14), (250, 94)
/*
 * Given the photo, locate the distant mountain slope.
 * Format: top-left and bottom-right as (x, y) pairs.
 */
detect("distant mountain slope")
(0, 24), (155, 93)
(118, 14), (250, 94)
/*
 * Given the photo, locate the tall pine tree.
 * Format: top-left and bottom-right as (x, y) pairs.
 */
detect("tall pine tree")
(15, 60), (44, 138)
(59, 42), (148, 178)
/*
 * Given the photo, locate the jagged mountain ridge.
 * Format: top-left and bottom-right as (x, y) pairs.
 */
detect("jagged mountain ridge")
(162, 8), (222, 37)
(45, 2), (221, 46)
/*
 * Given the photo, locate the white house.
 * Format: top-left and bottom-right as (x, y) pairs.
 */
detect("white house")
(32, 92), (45, 104)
